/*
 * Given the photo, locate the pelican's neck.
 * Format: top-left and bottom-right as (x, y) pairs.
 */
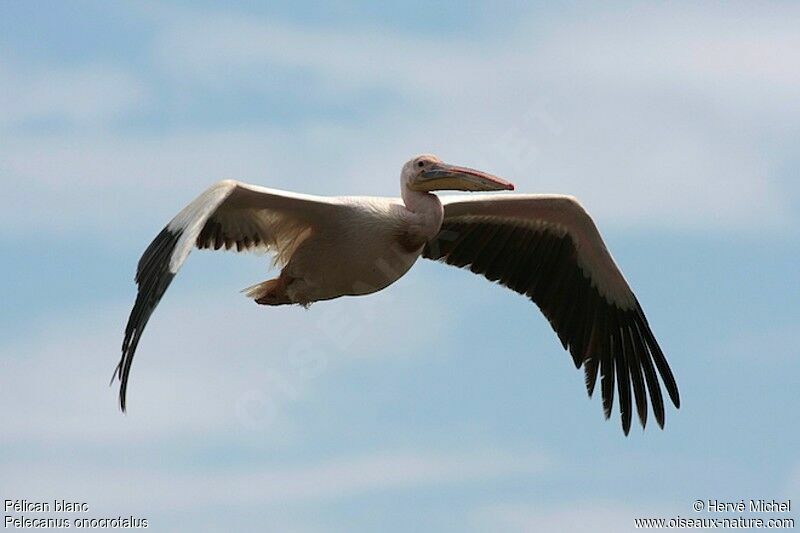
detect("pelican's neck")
(401, 187), (444, 243)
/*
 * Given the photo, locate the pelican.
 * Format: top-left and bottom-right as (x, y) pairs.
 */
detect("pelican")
(115, 154), (679, 434)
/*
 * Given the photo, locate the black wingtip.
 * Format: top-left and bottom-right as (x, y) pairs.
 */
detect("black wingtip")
(115, 226), (181, 413)
(119, 383), (128, 413)
(600, 353), (615, 420)
(109, 365), (119, 387)
(423, 219), (680, 435)
(669, 383), (681, 409)
(109, 362), (128, 412)
(584, 357), (599, 398)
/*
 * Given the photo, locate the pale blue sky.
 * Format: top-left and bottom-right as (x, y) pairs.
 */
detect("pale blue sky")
(1, 2), (798, 532)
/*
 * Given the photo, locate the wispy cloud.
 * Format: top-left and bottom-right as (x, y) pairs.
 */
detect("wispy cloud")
(2, 3), (797, 240)
(148, 4), (800, 232)
(0, 60), (147, 129)
(0, 288), (546, 513)
(3, 447), (548, 517)
(0, 273), (454, 445)
(151, 4), (800, 108)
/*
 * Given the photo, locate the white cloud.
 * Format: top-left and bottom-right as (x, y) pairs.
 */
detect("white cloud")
(0, 129), (309, 239)
(0, 287), (545, 518)
(0, 270), (454, 445)
(161, 3), (796, 231)
(150, 9), (475, 96)
(0, 60), (147, 128)
(2, 3), (797, 240)
(2, 448), (548, 519)
(152, 4), (800, 113)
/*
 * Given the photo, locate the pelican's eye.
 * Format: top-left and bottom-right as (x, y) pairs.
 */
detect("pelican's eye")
(417, 161), (425, 168)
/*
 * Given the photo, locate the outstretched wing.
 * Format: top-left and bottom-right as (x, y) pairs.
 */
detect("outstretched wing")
(115, 180), (342, 410)
(423, 194), (679, 434)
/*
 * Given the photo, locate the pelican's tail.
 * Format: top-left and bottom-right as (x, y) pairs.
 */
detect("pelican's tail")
(242, 278), (291, 306)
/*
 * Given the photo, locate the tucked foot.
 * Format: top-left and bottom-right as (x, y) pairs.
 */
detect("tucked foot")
(242, 277), (292, 306)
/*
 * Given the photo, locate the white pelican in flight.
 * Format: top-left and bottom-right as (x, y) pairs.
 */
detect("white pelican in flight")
(115, 154), (679, 434)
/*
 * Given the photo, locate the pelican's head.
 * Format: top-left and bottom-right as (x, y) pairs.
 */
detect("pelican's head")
(402, 154), (515, 193)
